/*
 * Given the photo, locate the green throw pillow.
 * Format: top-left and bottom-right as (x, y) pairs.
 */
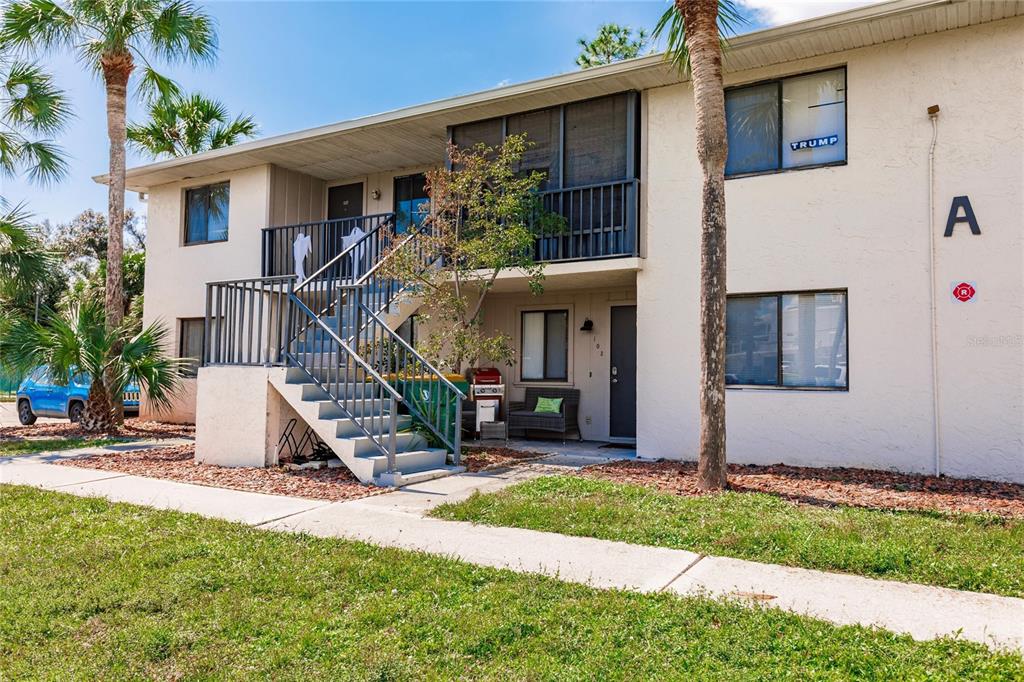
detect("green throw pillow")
(534, 397), (563, 414)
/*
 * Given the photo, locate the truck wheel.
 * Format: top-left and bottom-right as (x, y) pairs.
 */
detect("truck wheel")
(68, 401), (84, 423)
(18, 400), (37, 426)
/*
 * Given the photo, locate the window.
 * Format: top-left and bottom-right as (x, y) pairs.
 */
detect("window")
(726, 291), (848, 389)
(450, 92), (637, 191)
(564, 94), (629, 187)
(521, 310), (568, 381)
(179, 318), (205, 377)
(184, 182), (229, 244)
(393, 173), (429, 233)
(725, 68), (846, 177)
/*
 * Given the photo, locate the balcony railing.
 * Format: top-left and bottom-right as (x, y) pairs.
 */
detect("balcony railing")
(261, 179), (639, 277)
(534, 178), (639, 262)
(261, 213), (395, 278)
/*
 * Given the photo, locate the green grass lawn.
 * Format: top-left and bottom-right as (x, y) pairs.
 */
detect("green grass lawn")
(432, 476), (1024, 598)
(2, 486), (1022, 679)
(0, 437), (127, 457)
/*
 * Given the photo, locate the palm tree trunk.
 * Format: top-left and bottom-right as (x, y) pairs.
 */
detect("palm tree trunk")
(102, 53), (133, 425)
(682, 0), (729, 490)
(80, 378), (114, 434)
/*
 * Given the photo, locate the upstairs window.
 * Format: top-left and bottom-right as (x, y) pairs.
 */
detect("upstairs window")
(393, 173), (429, 234)
(726, 290), (848, 389)
(725, 68), (846, 177)
(184, 182), (229, 244)
(450, 92), (637, 191)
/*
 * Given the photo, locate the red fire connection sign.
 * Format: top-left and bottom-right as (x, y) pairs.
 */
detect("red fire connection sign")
(951, 281), (977, 303)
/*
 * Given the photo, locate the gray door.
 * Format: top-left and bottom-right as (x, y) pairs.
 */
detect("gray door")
(609, 305), (637, 439)
(327, 182), (363, 220)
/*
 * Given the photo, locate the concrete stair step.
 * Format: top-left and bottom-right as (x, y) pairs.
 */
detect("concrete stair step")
(344, 431), (427, 457)
(375, 465), (466, 487)
(335, 413), (412, 438)
(313, 398), (387, 419)
(355, 447), (448, 477)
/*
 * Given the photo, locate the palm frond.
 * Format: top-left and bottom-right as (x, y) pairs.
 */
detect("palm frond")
(117, 318), (183, 409)
(3, 61), (72, 134)
(0, 201), (54, 298)
(17, 139), (69, 184)
(149, 0), (217, 66)
(136, 65), (181, 106)
(208, 112), (257, 150)
(0, 0), (77, 54)
(654, 0), (746, 73)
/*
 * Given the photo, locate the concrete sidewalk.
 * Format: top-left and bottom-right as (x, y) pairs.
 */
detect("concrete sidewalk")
(2, 453), (1021, 653)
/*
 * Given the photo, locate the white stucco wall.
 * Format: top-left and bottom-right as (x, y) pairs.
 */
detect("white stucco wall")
(140, 164), (272, 422)
(638, 18), (1023, 481)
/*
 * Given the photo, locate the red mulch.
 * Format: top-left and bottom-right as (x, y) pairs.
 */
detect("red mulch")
(576, 460), (1024, 518)
(0, 418), (194, 442)
(462, 446), (549, 473)
(58, 444), (385, 502)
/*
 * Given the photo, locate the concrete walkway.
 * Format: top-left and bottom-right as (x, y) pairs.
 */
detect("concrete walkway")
(2, 451), (1021, 653)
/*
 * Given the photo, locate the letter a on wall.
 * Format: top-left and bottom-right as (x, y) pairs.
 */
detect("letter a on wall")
(943, 196), (982, 237)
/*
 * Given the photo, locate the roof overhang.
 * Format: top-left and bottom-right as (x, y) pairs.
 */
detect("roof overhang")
(104, 0), (1023, 192)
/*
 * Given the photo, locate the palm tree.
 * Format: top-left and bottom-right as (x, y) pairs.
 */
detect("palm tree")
(655, 0), (743, 491)
(576, 23), (650, 69)
(128, 91), (257, 158)
(2, 0), (216, 420)
(3, 300), (183, 433)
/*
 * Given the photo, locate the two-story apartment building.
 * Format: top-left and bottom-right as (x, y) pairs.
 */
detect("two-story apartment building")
(115, 0), (1023, 484)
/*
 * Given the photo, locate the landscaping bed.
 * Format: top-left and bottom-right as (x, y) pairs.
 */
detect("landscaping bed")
(3, 485), (1021, 679)
(576, 460), (1024, 518)
(58, 444), (386, 502)
(461, 445), (549, 472)
(0, 417), (195, 442)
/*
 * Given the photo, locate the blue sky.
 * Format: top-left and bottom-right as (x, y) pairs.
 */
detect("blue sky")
(3, 1), (871, 226)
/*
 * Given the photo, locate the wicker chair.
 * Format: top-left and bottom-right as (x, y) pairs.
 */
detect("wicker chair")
(508, 387), (581, 442)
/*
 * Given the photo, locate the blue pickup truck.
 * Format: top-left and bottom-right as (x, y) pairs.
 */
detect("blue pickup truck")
(16, 367), (140, 425)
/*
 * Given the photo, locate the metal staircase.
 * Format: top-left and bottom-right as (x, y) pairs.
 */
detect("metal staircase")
(204, 213), (465, 486)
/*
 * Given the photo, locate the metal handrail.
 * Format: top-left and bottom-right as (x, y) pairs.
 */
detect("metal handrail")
(289, 297), (403, 403)
(358, 303), (466, 398)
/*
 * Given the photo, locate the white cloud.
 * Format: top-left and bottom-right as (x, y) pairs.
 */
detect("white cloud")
(494, 78), (512, 88)
(740, 0), (879, 26)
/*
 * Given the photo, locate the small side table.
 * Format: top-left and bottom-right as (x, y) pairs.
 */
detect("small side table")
(479, 420), (507, 443)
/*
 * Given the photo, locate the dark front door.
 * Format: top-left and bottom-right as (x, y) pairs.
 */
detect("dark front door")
(609, 305), (637, 439)
(327, 182), (364, 220)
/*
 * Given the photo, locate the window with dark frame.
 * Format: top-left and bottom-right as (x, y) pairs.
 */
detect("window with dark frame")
(184, 181), (229, 244)
(521, 310), (569, 382)
(179, 318), (205, 377)
(725, 67), (847, 178)
(450, 92), (638, 191)
(725, 291), (848, 389)
(393, 173), (429, 234)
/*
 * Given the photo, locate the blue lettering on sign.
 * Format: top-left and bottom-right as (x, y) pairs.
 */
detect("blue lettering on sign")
(789, 134), (839, 151)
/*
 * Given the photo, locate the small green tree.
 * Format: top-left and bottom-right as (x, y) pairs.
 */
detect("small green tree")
(2, 300), (182, 433)
(383, 134), (562, 373)
(128, 91), (257, 158)
(576, 23), (650, 69)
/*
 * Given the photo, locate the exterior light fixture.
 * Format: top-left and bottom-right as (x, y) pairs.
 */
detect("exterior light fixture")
(580, 318), (593, 332)
(371, 189), (381, 200)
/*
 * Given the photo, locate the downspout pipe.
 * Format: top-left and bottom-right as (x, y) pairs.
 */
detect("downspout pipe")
(927, 104), (942, 477)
